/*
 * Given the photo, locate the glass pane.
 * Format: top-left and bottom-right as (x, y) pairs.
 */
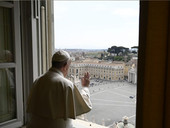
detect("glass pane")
(6, 1), (14, 3)
(0, 7), (14, 63)
(0, 68), (16, 123)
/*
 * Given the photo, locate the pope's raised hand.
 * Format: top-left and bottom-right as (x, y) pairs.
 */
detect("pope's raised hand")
(81, 72), (90, 87)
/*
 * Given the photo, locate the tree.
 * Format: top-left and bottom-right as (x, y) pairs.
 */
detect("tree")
(107, 46), (129, 56)
(99, 53), (104, 60)
(114, 56), (124, 61)
(131, 46), (138, 49)
(132, 51), (137, 54)
(131, 46), (138, 54)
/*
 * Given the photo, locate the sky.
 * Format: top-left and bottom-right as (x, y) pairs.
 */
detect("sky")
(54, 1), (139, 49)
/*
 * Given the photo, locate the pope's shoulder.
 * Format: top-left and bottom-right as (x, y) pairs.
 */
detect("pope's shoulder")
(58, 74), (73, 87)
(33, 69), (74, 88)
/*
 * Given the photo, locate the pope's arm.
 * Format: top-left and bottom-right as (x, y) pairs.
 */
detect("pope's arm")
(80, 87), (92, 108)
(80, 72), (92, 108)
(73, 72), (92, 116)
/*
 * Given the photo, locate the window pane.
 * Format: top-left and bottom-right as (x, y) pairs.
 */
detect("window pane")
(0, 68), (16, 123)
(0, 7), (14, 63)
(6, 1), (14, 3)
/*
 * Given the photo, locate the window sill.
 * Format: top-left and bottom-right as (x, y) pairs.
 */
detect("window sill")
(21, 119), (107, 128)
(72, 119), (107, 128)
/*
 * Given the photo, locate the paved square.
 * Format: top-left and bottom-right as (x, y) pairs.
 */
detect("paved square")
(81, 80), (136, 127)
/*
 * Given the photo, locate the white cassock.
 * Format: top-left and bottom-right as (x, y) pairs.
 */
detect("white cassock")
(26, 67), (92, 128)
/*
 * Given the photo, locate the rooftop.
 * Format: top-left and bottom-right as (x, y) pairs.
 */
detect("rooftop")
(71, 59), (125, 66)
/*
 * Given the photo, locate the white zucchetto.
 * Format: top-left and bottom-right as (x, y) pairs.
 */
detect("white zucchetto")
(52, 50), (70, 62)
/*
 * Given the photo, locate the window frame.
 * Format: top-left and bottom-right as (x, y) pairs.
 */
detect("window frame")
(0, 1), (23, 128)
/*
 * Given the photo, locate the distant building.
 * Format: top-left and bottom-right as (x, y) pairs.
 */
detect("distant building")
(128, 67), (137, 84)
(70, 56), (75, 61)
(124, 63), (132, 81)
(128, 57), (138, 84)
(131, 57), (138, 64)
(68, 59), (125, 83)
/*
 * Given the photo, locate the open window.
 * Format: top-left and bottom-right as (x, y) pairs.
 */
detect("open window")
(54, 1), (139, 127)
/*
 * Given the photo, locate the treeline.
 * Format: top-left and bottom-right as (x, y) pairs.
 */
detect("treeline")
(99, 46), (138, 61)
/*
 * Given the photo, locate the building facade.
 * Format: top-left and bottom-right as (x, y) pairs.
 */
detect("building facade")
(128, 68), (137, 84)
(68, 59), (125, 83)
(128, 57), (138, 84)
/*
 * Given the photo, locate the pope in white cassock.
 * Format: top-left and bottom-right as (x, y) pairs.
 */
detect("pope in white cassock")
(26, 50), (92, 128)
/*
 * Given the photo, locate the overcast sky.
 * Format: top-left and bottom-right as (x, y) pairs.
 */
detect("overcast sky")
(54, 1), (139, 49)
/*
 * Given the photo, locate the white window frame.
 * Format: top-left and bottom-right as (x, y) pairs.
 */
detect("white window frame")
(0, 1), (23, 128)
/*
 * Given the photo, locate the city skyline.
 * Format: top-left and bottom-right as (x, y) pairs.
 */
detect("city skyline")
(54, 1), (139, 49)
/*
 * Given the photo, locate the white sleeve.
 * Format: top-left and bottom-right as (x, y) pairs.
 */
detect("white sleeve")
(80, 87), (92, 108)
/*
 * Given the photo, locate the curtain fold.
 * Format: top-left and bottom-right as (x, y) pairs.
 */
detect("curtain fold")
(137, 1), (170, 128)
(164, 3), (170, 127)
